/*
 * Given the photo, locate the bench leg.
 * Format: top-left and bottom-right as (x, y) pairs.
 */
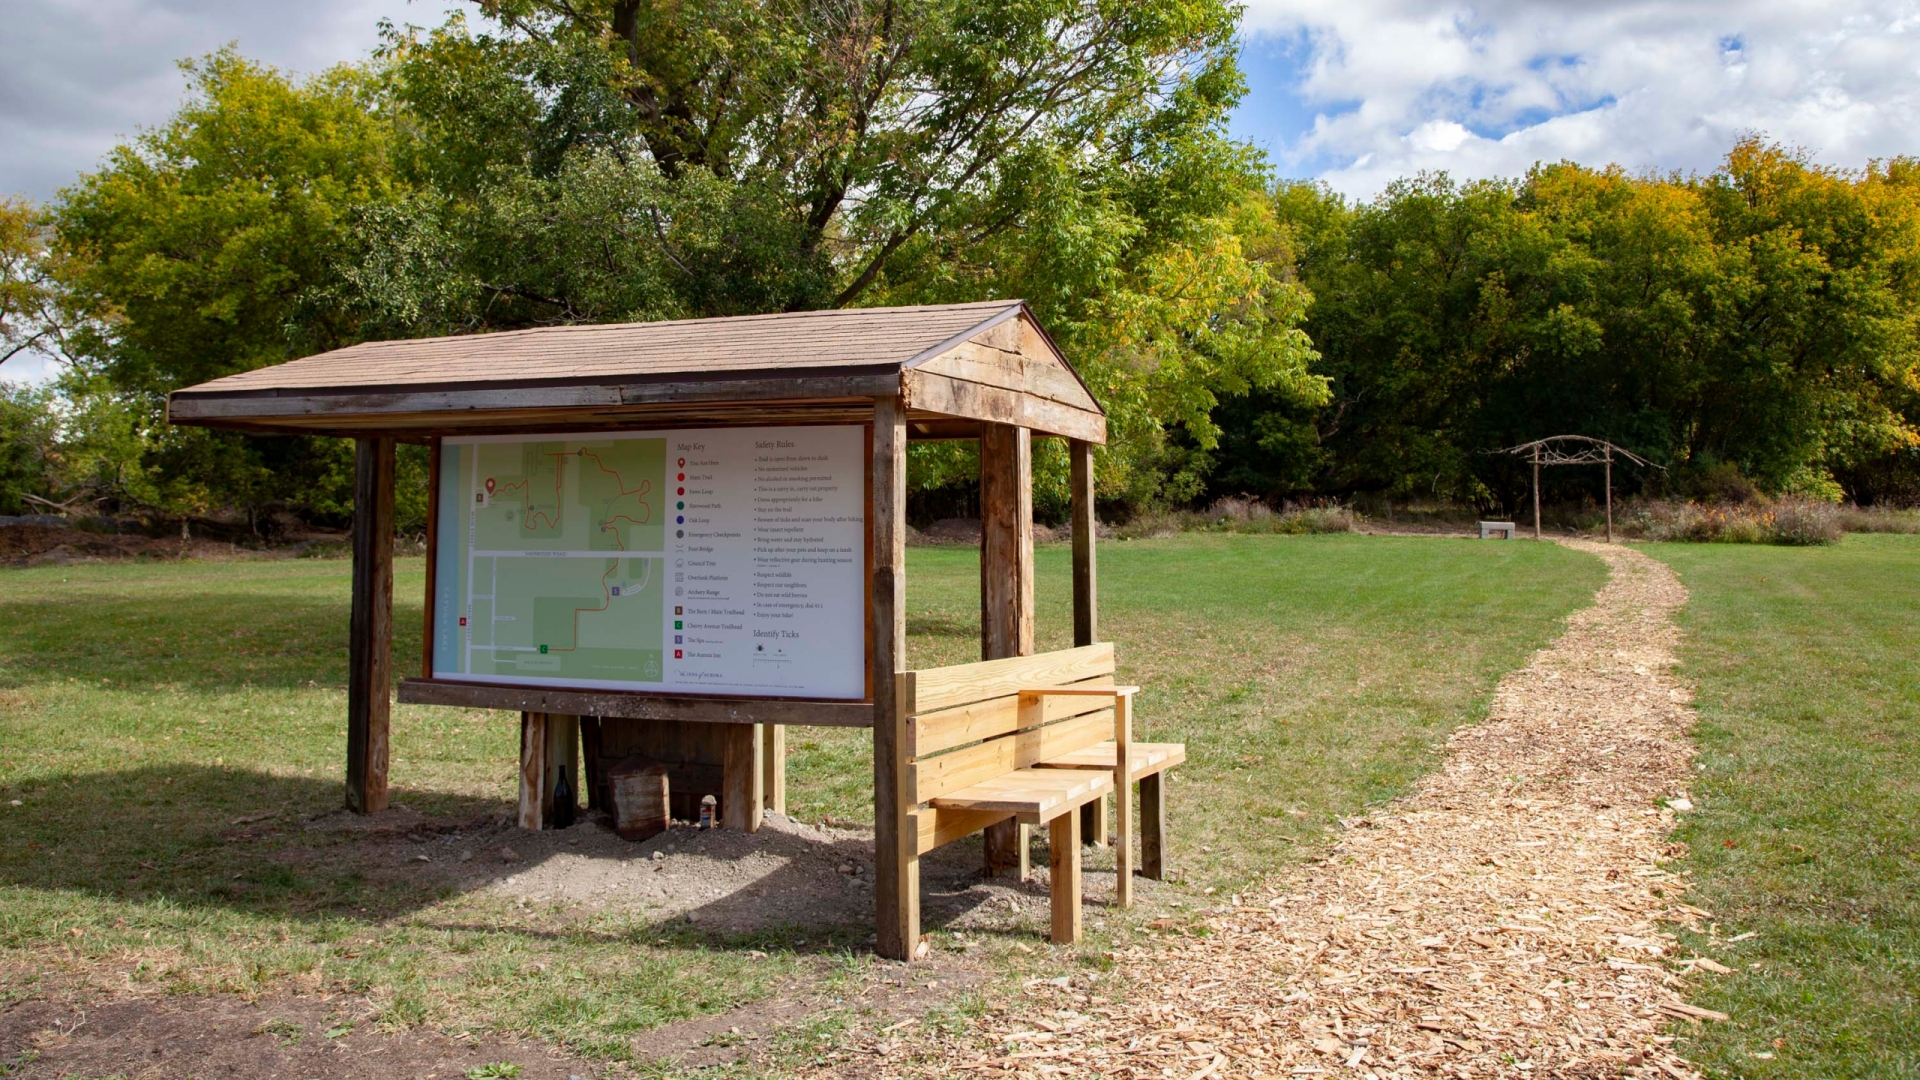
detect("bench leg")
(1080, 793), (1108, 848)
(1140, 772), (1166, 880)
(985, 819), (1030, 880)
(1049, 811), (1082, 943)
(1115, 775), (1134, 908)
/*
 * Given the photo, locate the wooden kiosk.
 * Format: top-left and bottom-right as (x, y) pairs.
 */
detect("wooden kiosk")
(168, 299), (1170, 960)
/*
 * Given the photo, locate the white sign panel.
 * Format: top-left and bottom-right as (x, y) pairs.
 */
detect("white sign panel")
(432, 426), (867, 699)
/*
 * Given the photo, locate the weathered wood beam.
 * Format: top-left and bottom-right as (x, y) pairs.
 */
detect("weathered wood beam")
(980, 422), (1036, 878)
(517, 712), (580, 829)
(1070, 439), (1107, 852)
(722, 723), (764, 832)
(902, 369), (1106, 443)
(167, 373), (901, 422)
(396, 679), (874, 727)
(518, 711), (550, 830)
(980, 423), (1035, 660)
(762, 723), (786, 816)
(872, 394), (917, 961)
(1070, 438), (1098, 648)
(346, 437), (394, 814)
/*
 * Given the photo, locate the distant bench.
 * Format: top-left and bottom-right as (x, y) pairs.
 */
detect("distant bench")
(1479, 521), (1517, 539)
(899, 643), (1184, 943)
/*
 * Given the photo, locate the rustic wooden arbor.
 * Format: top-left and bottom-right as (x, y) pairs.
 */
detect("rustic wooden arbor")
(167, 299), (1105, 961)
(1499, 435), (1656, 541)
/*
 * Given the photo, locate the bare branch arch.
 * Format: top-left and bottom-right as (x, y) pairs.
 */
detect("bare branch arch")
(1495, 436), (1662, 542)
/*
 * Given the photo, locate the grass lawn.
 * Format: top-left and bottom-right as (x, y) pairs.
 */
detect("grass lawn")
(1647, 535), (1920, 1079)
(0, 534), (1602, 1067)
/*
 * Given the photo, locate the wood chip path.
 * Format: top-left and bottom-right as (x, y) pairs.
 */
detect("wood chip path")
(829, 541), (1719, 1079)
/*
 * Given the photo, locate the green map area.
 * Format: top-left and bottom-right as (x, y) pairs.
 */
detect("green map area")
(454, 437), (667, 684)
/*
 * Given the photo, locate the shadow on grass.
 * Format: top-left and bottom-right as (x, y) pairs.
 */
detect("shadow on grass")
(0, 763), (1024, 949)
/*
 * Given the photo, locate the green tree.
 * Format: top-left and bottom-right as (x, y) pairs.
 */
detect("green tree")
(48, 50), (404, 521)
(345, 1), (1322, 509)
(1234, 142), (1920, 511)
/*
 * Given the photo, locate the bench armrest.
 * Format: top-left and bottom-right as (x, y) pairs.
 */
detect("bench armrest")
(1017, 686), (1138, 764)
(1016, 685), (1139, 698)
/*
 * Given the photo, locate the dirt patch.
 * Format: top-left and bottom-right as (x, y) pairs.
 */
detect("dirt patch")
(824, 541), (1723, 1079)
(3, 802), (1144, 1077)
(0, 994), (607, 1079)
(291, 805), (1174, 941)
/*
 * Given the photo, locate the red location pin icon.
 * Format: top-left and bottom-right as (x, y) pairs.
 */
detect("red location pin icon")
(485, 477), (496, 497)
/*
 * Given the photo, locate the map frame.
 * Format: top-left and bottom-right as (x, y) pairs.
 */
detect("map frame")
(423, 425), (874, 703)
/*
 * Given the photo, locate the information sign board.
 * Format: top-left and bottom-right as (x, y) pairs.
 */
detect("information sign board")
(431, 426), (867, 699)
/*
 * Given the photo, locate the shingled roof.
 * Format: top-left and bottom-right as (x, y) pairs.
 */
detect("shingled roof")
(166, 300), (1104, 442)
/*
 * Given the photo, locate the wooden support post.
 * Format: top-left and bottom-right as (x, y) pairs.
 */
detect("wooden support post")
(872, 395), (917, 961)
(722, 722), (764, 832)
(762, 723), (786, 817)
(518, 711), (550, 830)
(518, 712), (579, 830)
(581, 716), (603, 811)
(1140, 772), (1166, 880)
(346, 437), (394, 814)
(981, 422), (1036, 878)
(979, 423), (1035, 660)
(1073, 439), (1104, 855)
(985, 821), (1031, 881)
(1049, 810), (1083, 943)
(1532, 444), (1542, 540)
(1070, 438), (1097, 648)
(1113, 692), (1134, 908)
(1605, 450), (1614, 544)
(1080, 797), (1107, 848)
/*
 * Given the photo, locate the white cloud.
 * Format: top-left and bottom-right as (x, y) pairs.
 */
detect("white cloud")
(1, 0), (467, 384)
(1240, 0), (1920, 199)
(0, 0), (466, 204)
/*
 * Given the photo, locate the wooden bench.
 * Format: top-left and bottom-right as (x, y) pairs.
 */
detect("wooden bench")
(900, 643), (1181, 941)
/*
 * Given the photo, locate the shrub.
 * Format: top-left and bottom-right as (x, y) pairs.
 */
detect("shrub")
(1621, 498), (1840, 545)
(1768, 499), (1845, 545)
(1835, 505), (1920, 534)
(1112, 497), (1363, 539)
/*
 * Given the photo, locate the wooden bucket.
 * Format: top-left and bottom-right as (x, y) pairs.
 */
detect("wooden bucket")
(607, 759), (670, 841)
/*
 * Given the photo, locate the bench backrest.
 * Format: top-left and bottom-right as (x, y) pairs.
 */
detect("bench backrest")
(899, 643), (1117, 805)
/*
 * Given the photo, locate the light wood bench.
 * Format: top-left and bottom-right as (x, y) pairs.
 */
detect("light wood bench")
(900, 643), (1181, 941)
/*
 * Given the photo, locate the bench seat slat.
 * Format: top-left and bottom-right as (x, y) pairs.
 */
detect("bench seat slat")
(1034, 740), (1186, 779)
(930, 768), (1112, 821)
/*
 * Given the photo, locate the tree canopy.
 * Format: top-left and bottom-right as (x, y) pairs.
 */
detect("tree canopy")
(1211, 142), (1920, 510)
(20, 0), (1321, 522)
(5, 4), (1919, 524)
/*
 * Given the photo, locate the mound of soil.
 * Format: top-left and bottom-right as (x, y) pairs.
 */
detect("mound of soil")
(299, 806), (1161, 939)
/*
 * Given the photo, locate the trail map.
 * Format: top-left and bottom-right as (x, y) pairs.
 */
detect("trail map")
(431, 427), (866, 699)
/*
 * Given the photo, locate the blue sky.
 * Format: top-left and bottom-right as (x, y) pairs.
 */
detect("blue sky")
(1230, 38), (1329, 175)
